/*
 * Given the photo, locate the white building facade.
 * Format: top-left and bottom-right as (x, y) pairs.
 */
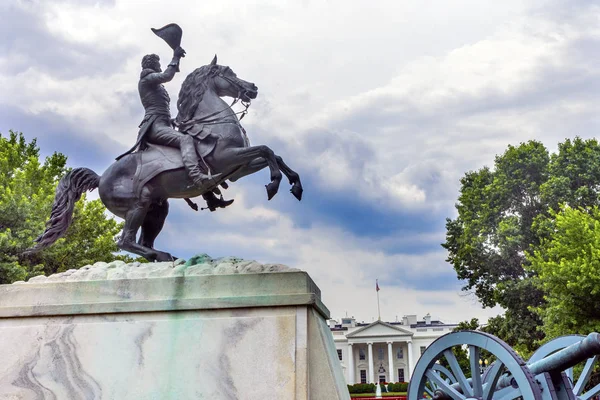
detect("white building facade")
(329, 314), (457, 384)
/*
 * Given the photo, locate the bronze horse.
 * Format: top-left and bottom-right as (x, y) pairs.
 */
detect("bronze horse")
(31, 56), (302, 261)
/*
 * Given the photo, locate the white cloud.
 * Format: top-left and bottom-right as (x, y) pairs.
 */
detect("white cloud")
(4, 0), (600, 324)
(278, 3), (600, 212)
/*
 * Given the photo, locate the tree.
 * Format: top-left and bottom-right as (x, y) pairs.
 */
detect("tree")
(0, 130), (125, 283)
(443, 137), (600, 350)
(527, 205), (600, 338)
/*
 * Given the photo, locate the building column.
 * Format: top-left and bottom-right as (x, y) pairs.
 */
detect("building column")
(348, 343), (355, 384)
(407, 340), (413, 381)
(387, 341), (395, 382)
(367, 342), (374, 383)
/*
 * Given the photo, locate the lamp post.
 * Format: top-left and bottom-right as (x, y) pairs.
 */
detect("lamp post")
(479, 358), (489, 374)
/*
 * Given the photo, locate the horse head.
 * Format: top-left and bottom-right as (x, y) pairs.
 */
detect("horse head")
(176, 55), (258, 124)
(208, 55), (258, 102)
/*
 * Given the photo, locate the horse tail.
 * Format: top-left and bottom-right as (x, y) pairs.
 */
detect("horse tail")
(28, 168), (100, 252)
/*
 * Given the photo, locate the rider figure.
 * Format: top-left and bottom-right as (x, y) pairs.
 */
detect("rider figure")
(118, 46), (232, 211)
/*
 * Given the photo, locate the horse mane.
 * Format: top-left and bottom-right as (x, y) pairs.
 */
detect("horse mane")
(176, 64), (219, 125)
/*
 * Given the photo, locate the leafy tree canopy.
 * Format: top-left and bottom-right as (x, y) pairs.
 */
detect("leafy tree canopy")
(527, 205), (600, 338)
(443, 137), (600, 350)
(0, 130), (126, 284)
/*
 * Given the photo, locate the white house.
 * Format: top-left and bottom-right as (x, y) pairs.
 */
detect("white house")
(329, 314), (458, 384)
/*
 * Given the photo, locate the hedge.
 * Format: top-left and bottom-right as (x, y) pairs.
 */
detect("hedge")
(347, 382), (409, 394)
(385, 382), (409, 392)
(347, 383), (377, 394)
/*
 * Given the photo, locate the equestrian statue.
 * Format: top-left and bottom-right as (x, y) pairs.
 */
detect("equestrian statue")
(28, 24), (303, 262)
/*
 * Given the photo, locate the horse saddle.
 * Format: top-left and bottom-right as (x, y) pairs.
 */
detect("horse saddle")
(131, 144), (189, 196)
(130, 126), (220, 197)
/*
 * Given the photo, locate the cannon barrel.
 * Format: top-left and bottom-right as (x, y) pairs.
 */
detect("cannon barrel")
(527, 332), (600, 376)
(489, 333), (600, 393)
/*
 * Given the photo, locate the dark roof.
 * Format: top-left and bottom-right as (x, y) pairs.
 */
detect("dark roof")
(330, 326), (348, 331)
(410, 320), (458, 328)
(329, 320), (459, 331)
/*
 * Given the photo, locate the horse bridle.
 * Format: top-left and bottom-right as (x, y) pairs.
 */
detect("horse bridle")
(177, 70), (252, 130)
(217, 72), (253, 117)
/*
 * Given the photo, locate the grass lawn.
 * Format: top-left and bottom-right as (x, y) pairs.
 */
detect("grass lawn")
(350, 393), (407, 397)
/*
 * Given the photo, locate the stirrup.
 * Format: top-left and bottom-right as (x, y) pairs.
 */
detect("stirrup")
(201, 196), (234, 212)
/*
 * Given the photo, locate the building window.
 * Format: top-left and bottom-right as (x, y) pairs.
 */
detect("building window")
(397, 348), (404, 359)
(359, 348), (366, 360)
(378, 347), (384, 360)
(337, 349), (343, 360)
(360, 370), (367, 384)
(420, 346), (426, 355)
(379, 375), (386, 384)
(398, 368), (405, 382)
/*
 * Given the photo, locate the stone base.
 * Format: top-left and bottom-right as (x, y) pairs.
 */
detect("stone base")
(0, 258), (350, 399)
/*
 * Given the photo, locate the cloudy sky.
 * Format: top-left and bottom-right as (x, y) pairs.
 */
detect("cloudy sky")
(2, 0), (599, 325)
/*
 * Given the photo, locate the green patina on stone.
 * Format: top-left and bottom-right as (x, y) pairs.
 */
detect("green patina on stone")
(184, 253), (214, 266)
(184, 254), (247, 267)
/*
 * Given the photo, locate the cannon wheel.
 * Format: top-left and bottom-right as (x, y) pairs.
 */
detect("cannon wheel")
(529, 335), (600, 400)
(407, 331), (542, 400)
(425, 364), (458, 397)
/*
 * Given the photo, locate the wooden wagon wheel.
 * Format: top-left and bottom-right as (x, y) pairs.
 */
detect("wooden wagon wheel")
(529, 335), (600, 400)
(408, 331), (542, 400)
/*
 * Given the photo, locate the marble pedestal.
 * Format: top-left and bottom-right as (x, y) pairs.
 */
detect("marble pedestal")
(0, 259), (349, 400)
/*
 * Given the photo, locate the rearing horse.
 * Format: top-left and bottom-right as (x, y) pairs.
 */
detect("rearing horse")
(30, 55), (303, 262)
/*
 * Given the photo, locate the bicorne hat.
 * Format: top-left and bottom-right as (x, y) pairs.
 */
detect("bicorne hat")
(151, 23), (183, 50)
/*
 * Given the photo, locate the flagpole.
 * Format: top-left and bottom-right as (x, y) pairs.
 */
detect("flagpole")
(376, 279), (381, 321)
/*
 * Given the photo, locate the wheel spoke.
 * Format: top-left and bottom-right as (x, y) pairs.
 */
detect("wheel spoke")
(469, 345), (483, 397)
(482, 361), (504, 400)
(432, 364), (457, 383)
(581, 382), (600, 400)
(424, 386), (435, 397)
(574, 355), (597, 395)
(409, 331), (542, 400)
(443, 349), (473, 396)
(425, 369), (466, 400)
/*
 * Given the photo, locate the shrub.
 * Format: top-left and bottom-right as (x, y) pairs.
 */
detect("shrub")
(387, 382), (409, 392)
(347, 383), (377, 394)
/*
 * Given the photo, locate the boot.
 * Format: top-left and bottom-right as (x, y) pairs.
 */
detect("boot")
(202, 192), (234, 212)
(179, 135), (213, 188)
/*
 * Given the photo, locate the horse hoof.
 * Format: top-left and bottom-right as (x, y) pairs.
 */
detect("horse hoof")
(291, 185), (303, 201)
(155, 251), (174, 262)
(265, 183), (278, 200)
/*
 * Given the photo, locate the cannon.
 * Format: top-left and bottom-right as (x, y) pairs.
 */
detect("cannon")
(408, 331), (600, 400)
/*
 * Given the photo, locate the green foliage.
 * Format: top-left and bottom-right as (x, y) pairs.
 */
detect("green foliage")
(0, 130), (125, 283)
(483, 311), (538, 358)
(527, 205), (600, 337)
(455, 318), (480, 331)
(443, 137), (600, 350)
(386, 382), (408, 392)
(347, 383), (377, 394)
